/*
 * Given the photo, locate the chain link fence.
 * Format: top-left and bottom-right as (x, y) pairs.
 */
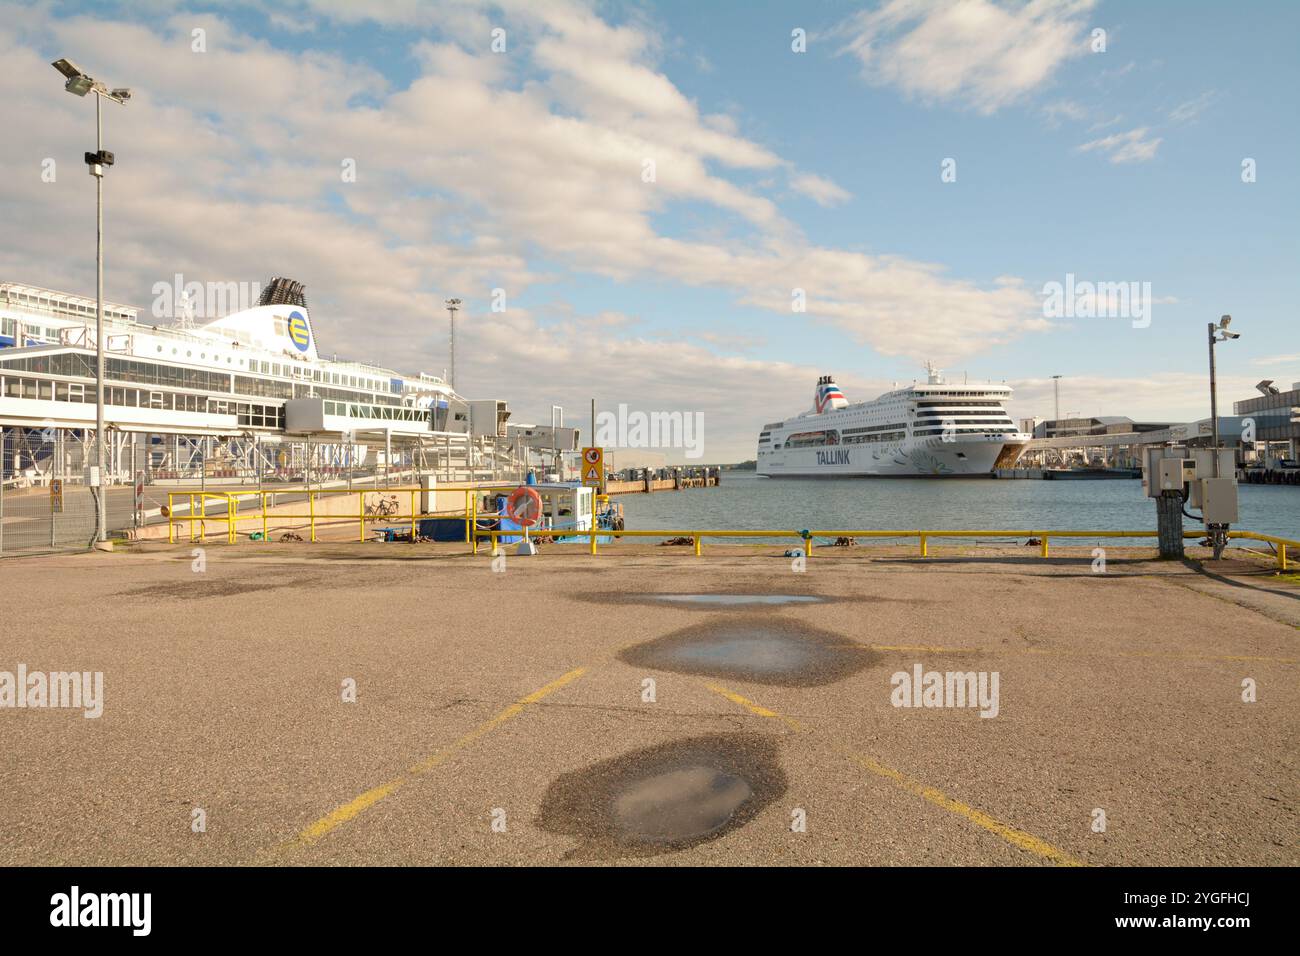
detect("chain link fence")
(1, 428), (98, 556)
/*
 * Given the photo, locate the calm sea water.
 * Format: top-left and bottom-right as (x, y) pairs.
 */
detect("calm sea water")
(620, 472), (1300, 544)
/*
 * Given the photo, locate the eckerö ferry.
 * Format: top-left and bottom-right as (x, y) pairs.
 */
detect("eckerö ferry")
(0, 277), (466, 441)
(756, 364), (1030, 477)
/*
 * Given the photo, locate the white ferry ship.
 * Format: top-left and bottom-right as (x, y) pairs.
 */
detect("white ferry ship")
(757, 364), (1030, 477)
(0, 278), (509, 480)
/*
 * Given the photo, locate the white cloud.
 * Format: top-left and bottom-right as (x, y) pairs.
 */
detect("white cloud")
(0, 0), (1061, 460)
(1168, 90), (1218, 124)
(790, 172), (852, 207)
(1040, 98), (1089, 126)
(1076, 126), (1162, 163)
(837, 0), (1096, 114)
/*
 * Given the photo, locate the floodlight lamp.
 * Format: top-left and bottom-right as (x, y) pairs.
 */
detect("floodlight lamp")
(51, 58), (84, 79)
(64, 75), (94, 97)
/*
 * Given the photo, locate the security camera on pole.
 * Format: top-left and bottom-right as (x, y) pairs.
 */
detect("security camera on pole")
(51, 58), (131, 545)
(1140, 315), (1242, 561)
(1204, 315), (1241, 560)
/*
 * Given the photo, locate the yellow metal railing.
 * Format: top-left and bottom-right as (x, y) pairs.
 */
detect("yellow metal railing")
(478, 526), (1296, 570)
(167, 487), (473, 545)
(163, 490), (1296, 572)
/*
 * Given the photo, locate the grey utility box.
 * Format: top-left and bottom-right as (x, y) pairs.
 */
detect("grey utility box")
(1143, 447), (1194, 497)
(1194, 477), (1239, 523)
(1155, 457), (1195, 494)
(1193, 447), (1236, 480)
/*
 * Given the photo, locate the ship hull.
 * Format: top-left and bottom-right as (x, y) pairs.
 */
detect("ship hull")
(757, 436), (1014, 478)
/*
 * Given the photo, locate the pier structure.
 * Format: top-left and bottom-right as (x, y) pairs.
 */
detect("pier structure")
(605, 465), (722, 494)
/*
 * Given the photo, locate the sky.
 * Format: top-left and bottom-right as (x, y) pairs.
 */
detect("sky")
(1, 0), (1297, 464)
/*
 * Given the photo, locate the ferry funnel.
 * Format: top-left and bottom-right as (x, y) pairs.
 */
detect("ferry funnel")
(815, 375), (848, 413)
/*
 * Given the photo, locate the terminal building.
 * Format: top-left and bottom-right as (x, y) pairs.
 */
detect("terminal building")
(1234, 380), (1300, 468)
(0, 278), (532, 487)
(1031, 416), (1173, 440)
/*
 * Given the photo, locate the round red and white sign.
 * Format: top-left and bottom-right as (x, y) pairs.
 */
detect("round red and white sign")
(584, 448), (601, 464)
(505, 486), (543, 527)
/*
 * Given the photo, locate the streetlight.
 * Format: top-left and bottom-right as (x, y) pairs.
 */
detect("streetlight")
(52, 58), (131, 542)
(1208, 314), (1241, 479)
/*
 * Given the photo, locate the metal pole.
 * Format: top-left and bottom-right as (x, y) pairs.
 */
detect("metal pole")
(445, 299), (461, 391)
(94, 92), (107, 541)
(1208, 322), (1221, 478)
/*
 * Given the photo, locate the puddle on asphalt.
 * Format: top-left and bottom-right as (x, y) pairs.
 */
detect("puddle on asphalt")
(648, 593), (824, 606)
(536, 733), (785, 859)
(619, 617), (876, 687)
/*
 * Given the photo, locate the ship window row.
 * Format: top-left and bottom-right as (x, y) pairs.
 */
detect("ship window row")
(913, 427), (1017, 436)
(915, 417), (1014, 427)
(0, 371), (281, 425)
(842, 422), (906, 435)
(1, 317), (63, 341)
(915, 418), (1013, 427)
(786, 430), (838, 447)
(916, 400), (1003, 408)
(302, 384), (400, 406)
(843, 430), (905, 444)
(247, 358), (397, 394)
(323, 400), (428, 423)
(234, 375), (296, 399)
(0, 353), (236, 391)
(916, 409), (1011, 418)
(0, 353), (406, 411)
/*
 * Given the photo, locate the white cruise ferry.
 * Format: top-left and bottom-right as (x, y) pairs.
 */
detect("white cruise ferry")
(0, 278), (512, 480)
(757, 364), (1030, 477)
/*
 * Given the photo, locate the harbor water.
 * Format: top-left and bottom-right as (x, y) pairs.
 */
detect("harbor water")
(620, 472), (1300, 544)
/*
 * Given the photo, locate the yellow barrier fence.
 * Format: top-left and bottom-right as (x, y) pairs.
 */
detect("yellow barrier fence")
(163, 491), (1296, 572)
(479, 527), (1295, 570)
(167, 487), (471, 545)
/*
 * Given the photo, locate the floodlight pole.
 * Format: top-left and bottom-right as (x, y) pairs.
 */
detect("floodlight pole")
(444, 298), (461, 391)
(94, 90), (106, 541)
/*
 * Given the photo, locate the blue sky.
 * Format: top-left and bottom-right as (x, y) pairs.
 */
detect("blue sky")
(3, 0), (1297, 461)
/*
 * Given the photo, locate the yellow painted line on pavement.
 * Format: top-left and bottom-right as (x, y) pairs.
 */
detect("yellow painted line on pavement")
(704, 681), (1085, 867)
(868, 644), (983, 654)
(837, 750), (1085, 866)
(868, 644), (1295, 666)
(274, 666), (588, 855)
(705, 683), (792, 723)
